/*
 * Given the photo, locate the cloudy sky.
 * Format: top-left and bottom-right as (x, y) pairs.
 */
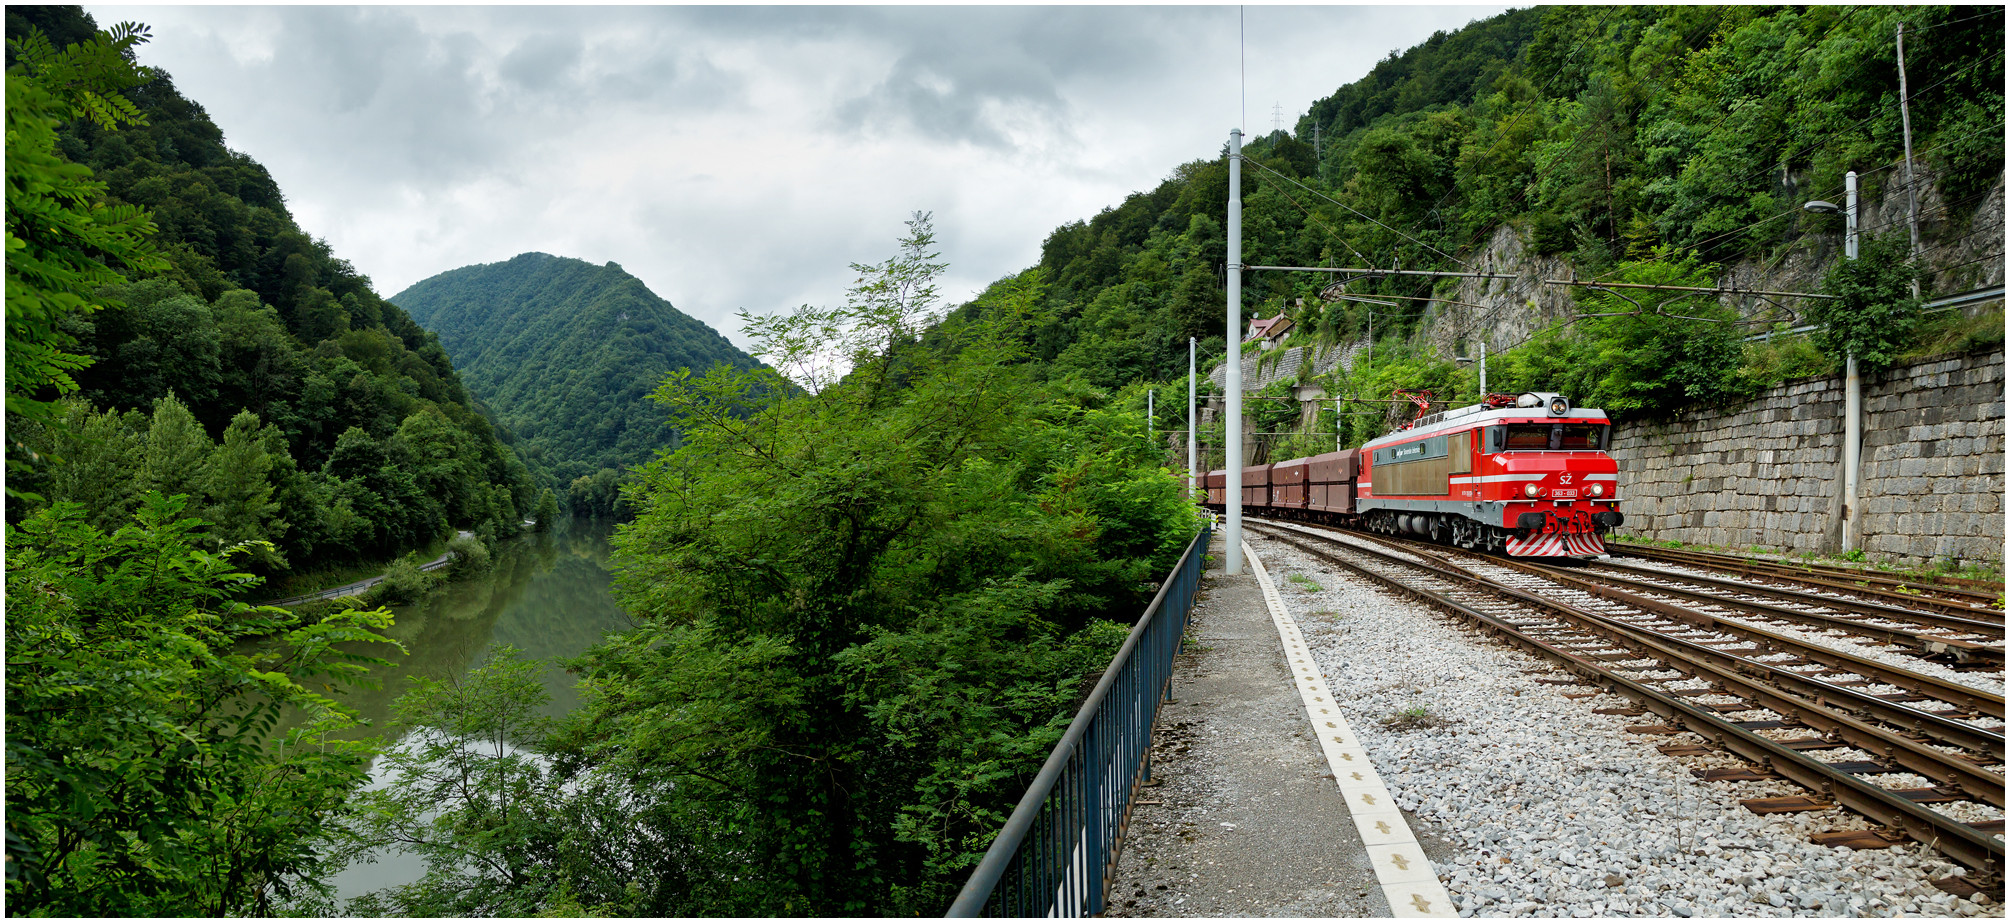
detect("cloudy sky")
(90, 3), (1510, 351)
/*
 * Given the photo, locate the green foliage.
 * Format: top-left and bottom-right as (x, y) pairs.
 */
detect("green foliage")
(1810, 232), (1923, 372)
(4, 493), (397, 916)
(343, 646), (567, 916)
(5, 18), (167, 431)
(1494, 250), (1750, 419)
(533, 488), (559, 531)
(994, 5), (1999, 428)
(366, 554), (440, 607)
(390, 253), (763, 486)
(566, 467), (630, 520)
(5, 7), (537, 567)
(512, 218), (1199, 915)
(445, 532), (492, 578)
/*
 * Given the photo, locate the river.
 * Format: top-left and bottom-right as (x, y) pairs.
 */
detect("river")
(302, 521), (636, 901)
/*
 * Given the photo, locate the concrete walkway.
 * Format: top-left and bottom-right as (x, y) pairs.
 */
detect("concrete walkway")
(1105, 531), (1452, 917)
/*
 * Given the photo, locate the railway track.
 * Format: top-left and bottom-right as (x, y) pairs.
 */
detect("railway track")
(1608, 542), (2006, 617)
(1587, 557), (2004, 664)
(1243, 519), (2005, 894)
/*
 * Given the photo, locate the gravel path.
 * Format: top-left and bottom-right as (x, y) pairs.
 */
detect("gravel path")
(1254, 531), (2001, 918)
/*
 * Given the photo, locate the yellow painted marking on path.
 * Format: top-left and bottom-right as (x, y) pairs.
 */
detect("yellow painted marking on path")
(1242, 542), (1452, 918)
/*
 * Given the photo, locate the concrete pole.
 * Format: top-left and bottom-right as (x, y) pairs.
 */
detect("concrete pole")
(1148, 388), (1154, 439)
(1896, 23), (1922, 302)
(1478, 339), (1487, 397)
(1843, 170), (1861, 553)
(1226, 128), (1244, 575)
(1846, 171), (1858, 261)
(1173, 337), (1189, 498)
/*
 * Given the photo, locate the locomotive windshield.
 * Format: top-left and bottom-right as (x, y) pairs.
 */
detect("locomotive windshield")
(1496, 423), (1608, 451)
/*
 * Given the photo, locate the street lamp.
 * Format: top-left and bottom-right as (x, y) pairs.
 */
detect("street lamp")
(1805, 170), (1860, 554)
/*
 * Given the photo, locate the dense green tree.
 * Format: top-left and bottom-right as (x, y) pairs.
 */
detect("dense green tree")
(533, 488), (558, 531)
(137, 391), (211, 500)
(7, 7), (538, 563)
(32, 400), (145, 531)
(201, 409), (285, 566)
(4, 18), (166, 428)
(351, 219), (1201, 916)
(566, 467), (629, 520)
(5, 494), (397, 915)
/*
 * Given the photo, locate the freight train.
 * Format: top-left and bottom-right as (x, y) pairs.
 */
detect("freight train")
(1203, 392), (1624, 557)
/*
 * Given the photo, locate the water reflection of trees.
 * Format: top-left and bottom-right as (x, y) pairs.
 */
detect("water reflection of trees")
(276, 526), (632, 742)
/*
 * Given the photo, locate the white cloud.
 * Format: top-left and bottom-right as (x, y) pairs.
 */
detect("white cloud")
(87, 4), (1511, 352)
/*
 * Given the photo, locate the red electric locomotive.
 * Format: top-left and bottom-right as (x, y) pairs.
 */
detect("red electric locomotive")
(1205, 391), (1624, 558)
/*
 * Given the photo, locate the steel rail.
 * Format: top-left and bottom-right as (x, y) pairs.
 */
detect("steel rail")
(1260, 525), (2005, 795)
(1247, 524), (2005, 880)
(1493, 560), (2007, 758)
(1510, 558), (2004, 674)
(1593, 557), (2006, 640)
(1517, 561), (2007, 721)
(1611, 544), (2005, 613)
(1274, 518), (2005, 721)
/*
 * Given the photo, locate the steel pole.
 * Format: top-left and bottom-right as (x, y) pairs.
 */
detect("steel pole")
(1148, 389), (1154, 439)
(1843, 170), (1861, 554)
(1226, 128), (1244, 575)
(1173, 337), (1189, 498)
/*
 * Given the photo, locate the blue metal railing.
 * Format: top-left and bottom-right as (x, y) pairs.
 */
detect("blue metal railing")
(947, 519), (1213, 917)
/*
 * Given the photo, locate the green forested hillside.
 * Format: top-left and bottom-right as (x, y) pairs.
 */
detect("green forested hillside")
(390, 253), (762, 493)
(951, 4), (2002, 439)
(6, 5), (536, 568)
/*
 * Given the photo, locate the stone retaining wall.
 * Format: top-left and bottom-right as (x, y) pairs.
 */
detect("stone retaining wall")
(1610, 349), (2003, 568)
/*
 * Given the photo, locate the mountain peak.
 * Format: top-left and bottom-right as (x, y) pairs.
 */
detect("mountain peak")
(391, 257), (759, 483)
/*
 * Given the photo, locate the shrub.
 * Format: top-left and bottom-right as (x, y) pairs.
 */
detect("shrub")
(445, 533), (492, 579)
(367, 556), (439, 606)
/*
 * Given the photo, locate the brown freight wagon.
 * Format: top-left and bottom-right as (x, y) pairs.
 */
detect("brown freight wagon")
(1270, 456), (1310, 512)
(1240, 462), (1273, 509)
(1308, 449), (1359, 514)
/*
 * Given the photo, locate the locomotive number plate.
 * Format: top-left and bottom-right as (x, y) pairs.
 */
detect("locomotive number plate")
(1552, 489), (1578, 499)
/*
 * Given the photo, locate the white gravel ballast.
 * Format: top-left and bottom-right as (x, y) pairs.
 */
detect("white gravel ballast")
(1253, 536), (2001, 918)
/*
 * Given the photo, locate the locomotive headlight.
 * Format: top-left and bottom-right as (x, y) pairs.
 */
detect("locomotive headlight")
(1524, 482), (1542, 498)
(1589, 482), (1606, 498)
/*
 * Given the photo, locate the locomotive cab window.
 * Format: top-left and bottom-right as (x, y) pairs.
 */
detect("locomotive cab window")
(1500, 423), (1608, 450)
